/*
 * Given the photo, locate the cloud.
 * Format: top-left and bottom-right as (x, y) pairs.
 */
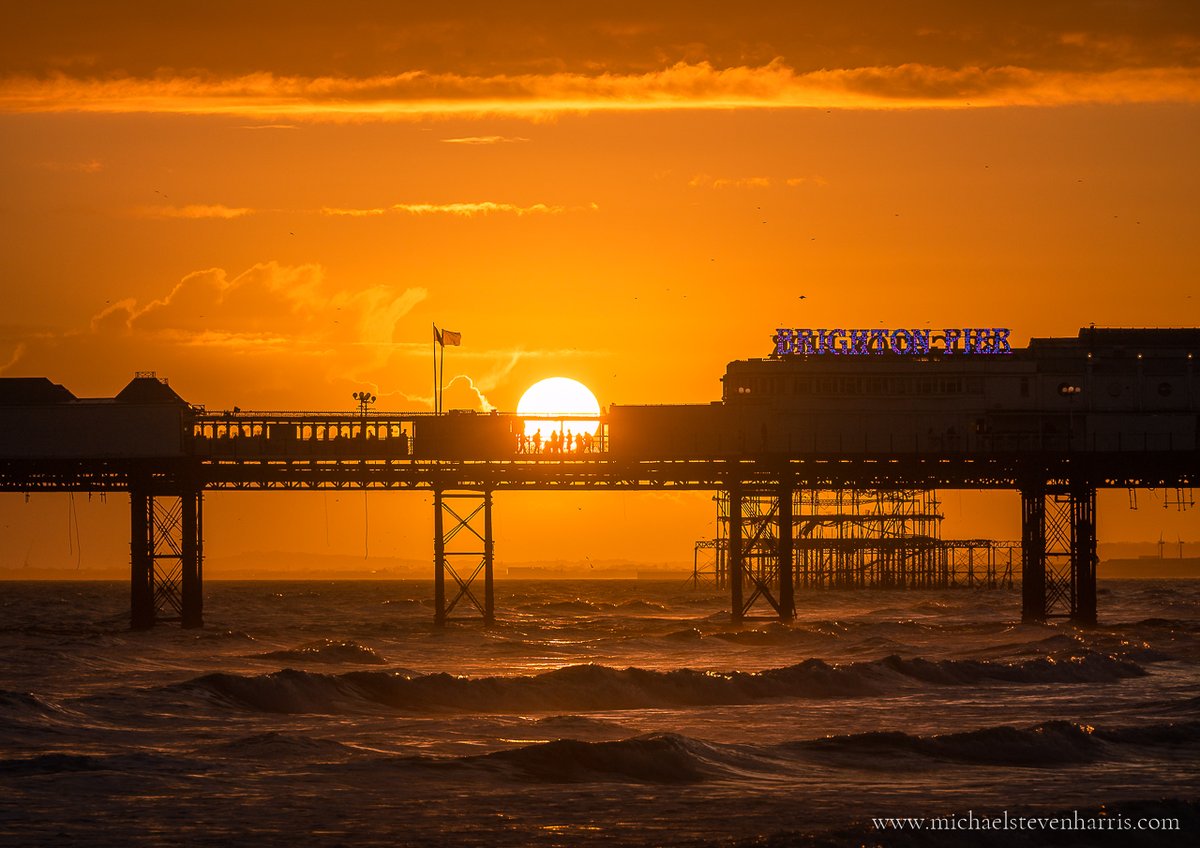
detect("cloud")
(0, 342), (26, 374)
(89, 298), (138, 334)
(120, 201), (580, 220)
(36, 158), (103, 172)
(442, 374), (496, 412)
(5, 262), (595, 412)
(689, 174), (772, 189)
(784, 176), (829, 187)
(133, 204), (254, 219)
(441, 135), (530, 144)
(343, 286), (428, 348)
(2, 61), (1197, 119)
(322, 202), (567, 217)
(85, 263), (426, 356)
(689, 174), (827, 189)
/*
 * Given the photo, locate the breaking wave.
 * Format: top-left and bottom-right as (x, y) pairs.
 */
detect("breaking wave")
(383, 720), (1200, 784)
(789, 719), (1200, 767)
(471, 733), (727, 783)
(251, 639), (387, 665)
(206, 731), (360, 761)
(168, 651), (1146, 715)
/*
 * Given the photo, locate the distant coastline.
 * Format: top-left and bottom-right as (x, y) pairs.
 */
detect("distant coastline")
(1099, 557), (1200, 579)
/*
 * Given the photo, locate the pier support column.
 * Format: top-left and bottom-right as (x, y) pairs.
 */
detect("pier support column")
(1071, 488), (1098, 626)
(129, 485), (203, 629)
(130, 488), (154, 630)
(433, 490), (495, 626)
(1020, 485), (1097, 625)
(1020, 488), (1047, 623)
(726, 487), (786, 621)
(729, 487), (744, 623)
(181, 490), (203, 629)
(778, 483), (795, 620)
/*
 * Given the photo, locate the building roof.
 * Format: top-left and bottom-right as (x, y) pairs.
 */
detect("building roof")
(0, 377), (77, 406)
(1076, 327), (1200, 348)
(114, 375), (189, 405)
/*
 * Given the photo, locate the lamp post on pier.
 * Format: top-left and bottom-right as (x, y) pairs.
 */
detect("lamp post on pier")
(352, 390), (377, 419)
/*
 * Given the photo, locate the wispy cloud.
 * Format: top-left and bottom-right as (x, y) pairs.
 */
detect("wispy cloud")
(784, 176), (829, 187)
(0, 342), (26, 374)
(317, 206), (388, 217)
(3, 62), (1196, 119)
(443, 374), (496, 412)
(36, 158), (103, 173)
(690, 174), (772, 189)
(88, 262), (426, 349)
(441, 135), (530, 144)
(322, 202), (567, 217)
(123, 201), (583, 220)
(690, 174), (828, 189)
(134, 204), (254, 219)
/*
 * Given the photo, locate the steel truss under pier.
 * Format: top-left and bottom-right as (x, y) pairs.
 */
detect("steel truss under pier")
(2, 453), (1194, 629)
(691, 538), (1015, 590)
(793, 489), (942, 589)
(433, 490), (494, 625)
(130, 484), (203, 629)
(726, 486), (796, 621)
(695, 489), (1018, 620)
(944, 541), (1018, 588)
(1021, 486), (1097, 625)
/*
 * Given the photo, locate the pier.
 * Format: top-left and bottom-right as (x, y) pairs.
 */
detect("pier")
(2, 328), (1198, 628)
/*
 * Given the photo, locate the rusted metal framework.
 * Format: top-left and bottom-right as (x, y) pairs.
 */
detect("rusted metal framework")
(694, 489), (1018, 618)
(691, 538), (726, 589)
(726, 485), (796, 621)
(944, 540), (1018, 588)
(792, 489), (943, 589)
(433, 490), (495, 625)
(1021, 485), (1097, 624)
(129, 484), (202, 629)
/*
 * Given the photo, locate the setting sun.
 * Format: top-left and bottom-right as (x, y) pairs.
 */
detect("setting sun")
(516, 377), (600, 439)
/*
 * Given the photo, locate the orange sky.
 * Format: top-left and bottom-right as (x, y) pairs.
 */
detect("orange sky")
(2, 2), (1199, 573)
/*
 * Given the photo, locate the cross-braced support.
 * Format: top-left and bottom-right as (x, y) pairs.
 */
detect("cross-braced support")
(130, 487), (203, 629)
(728, 486), (795, 622)
(433, 490), (494, 625)
(1020, 485), (1097, 625)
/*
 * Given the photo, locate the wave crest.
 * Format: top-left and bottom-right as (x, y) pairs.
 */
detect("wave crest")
(252, 639), (387, 665)
(166, 651), (1144, 715)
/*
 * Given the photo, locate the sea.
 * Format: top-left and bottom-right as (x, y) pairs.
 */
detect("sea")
(1, 578), (1198, 847)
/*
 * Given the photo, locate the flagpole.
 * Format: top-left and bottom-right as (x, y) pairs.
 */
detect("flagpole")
(439, 340), (445, 414)
(432, 323), (439, 414)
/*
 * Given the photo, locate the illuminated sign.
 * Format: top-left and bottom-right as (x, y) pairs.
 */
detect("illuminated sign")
(773, 328), (1013, 356)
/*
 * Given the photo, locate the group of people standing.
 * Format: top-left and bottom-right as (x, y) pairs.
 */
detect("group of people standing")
(516, 429), (597, 455)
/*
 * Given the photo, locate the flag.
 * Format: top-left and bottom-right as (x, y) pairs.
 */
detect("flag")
(441, 329), (462, 346)
(433, 325), (442, 345)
